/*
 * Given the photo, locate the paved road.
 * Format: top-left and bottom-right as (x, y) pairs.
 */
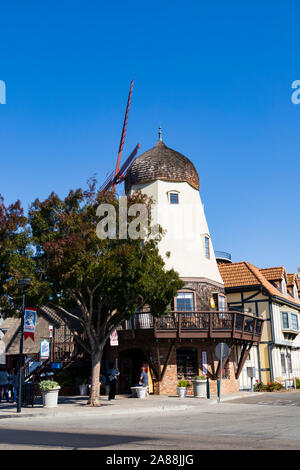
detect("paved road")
(0, 398), (300, 450)
(229, 391), (300, 407)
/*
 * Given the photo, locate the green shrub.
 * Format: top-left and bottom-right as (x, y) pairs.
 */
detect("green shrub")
(39, 380), (60, 392)
(193, 375), (206, 380)
(177, 379), (191, 388)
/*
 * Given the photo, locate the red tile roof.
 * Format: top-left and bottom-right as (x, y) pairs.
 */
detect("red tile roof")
(260, 267), (286, 281)
(218, 262), (300, 307)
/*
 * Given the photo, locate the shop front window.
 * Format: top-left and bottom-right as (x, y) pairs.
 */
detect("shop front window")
(176, 348), (198, 380)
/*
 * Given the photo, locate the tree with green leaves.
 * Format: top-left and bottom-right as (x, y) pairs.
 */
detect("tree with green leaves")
(0, 195), (34, 317)
(28, 180), (183, 406)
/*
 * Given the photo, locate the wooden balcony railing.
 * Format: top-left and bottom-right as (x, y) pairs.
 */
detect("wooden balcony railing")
(117, 311), (263, 343)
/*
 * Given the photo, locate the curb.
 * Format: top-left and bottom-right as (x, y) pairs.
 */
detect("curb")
(0, 393), (267, 419)
(0, 403), (195, 420)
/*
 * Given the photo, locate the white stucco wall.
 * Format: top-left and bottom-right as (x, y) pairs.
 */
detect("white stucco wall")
(130, 180), (223, 284)
(238, 345), (260, 390)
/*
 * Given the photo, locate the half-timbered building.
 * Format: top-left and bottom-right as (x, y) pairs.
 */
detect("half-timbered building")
(218, 261), (300, 390)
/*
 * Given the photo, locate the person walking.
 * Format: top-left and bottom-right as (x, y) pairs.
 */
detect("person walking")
(7, 369), (14, 402)
(11, 369), (19, 404)
(139, 366), (149, 396)
(0, 367), (9, 402)
(106, 363), (120, 401)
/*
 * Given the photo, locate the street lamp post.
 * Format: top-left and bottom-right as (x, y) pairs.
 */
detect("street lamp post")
(17, 278), (31, 413)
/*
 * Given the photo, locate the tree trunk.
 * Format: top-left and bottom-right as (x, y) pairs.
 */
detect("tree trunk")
(87, 352), (102, 406)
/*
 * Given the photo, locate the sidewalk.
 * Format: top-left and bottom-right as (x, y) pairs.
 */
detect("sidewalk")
(0, 391), (264, 420)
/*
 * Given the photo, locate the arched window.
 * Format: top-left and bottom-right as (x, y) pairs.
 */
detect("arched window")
(176, 348), (198, 380)
(175, 291), (195, 311)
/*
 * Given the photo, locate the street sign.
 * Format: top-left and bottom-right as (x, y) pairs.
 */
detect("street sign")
(215, 342), (229, 404)
(247, 367), (256, 378)
(215, 342), (229, 361)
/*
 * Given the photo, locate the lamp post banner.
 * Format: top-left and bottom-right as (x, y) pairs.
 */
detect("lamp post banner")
(24, 307), (37, 341)
(40, 339), (50, 359)
(110, 330), (118, 346)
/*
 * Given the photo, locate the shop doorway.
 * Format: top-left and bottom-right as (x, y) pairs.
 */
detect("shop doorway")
(119, 348), (147, 393)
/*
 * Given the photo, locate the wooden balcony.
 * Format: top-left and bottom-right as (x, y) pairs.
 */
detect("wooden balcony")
(117, 311), (263, 344)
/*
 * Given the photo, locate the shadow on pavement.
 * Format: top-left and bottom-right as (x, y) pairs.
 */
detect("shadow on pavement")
(0, 428), (150, 449)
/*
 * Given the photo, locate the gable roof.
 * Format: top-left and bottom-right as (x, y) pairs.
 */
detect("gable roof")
(259, 267), (286, 282)
(287, 273), (297, 286)
(218, 261), (300, 308)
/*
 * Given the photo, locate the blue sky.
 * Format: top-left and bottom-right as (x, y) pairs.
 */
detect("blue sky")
(0, 1), (300, 273)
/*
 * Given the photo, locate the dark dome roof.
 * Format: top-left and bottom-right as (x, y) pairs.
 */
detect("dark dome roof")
(125, 140), (199, 193)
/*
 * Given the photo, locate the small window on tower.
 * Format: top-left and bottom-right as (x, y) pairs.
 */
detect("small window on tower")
(204, 236), (210, 259)
(169, 193), (179, 204)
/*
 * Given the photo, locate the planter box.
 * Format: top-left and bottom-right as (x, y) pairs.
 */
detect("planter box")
(42, 387), (60, 408)
(136, 387), (147, 399)
(130, 386), (147, 398)
(192, 380), (206, 398)
(177, 387), (187, 398)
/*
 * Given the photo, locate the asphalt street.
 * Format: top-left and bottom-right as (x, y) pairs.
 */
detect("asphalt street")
(0, 393), (300, 450)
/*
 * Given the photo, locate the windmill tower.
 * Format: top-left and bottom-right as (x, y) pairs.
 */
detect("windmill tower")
(124, 130), (224, 308)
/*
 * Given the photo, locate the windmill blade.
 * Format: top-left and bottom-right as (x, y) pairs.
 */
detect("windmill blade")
(114, 79), (134, 181)
(100, 144), (140, 193)
(99, 170), (115, 192)
(99, 79), (136, 194)
(115, 143), (140, 182)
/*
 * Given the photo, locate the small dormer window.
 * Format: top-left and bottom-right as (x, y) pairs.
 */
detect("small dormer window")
(169, 192), (179, 204)
(293, 284), (299, 300)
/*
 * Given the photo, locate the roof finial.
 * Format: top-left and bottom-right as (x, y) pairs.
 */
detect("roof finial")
(158, 125), (162, 142)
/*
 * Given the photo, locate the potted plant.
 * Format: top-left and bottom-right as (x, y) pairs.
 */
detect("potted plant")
(39, 380), (61, 408)
(177, 379), (191, 398)
(136, 385), (147, 399)
(192, 375), (207, 398)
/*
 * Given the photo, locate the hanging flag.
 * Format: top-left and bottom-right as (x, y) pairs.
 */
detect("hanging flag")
(40, 339), (50, 359)
(24, 307), (37, 341)
(110, 330), (118, 346)
(202, 351), (208, 375)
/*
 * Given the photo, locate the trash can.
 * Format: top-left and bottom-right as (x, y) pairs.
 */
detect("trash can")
(21, 382), (35, 407)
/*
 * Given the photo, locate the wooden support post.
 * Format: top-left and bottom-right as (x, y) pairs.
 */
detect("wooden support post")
(155, 342), (161, 381)
(160, 342), (175, 382)
(209, 345), (216, 379)
(215, 344), (234, 378)
(235, 343), (251, 379)
(232, 313), (236, 338)
(141, 347), (159, 382)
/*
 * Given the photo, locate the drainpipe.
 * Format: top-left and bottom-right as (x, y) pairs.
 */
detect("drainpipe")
(257, 344), (262, 382)
(268, 299), (275, 382)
